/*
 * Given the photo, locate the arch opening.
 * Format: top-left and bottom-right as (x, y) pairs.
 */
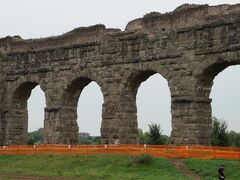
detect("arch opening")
(133, 71), (171, 144)
(8, 82), (46, 145)
(77, 81), (103, 144)
(198, 61), (240, 145)
(27, 85), (46, 144)
(62, 77), (104, 144)
(210, 65), (240, 134)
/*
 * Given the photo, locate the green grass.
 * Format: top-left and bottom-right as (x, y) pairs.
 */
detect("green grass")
(183, 158), (240, 180)
(0, 154), (189, 180)
(1, 154), (239, 180)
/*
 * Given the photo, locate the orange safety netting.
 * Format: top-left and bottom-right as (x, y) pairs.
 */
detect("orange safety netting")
(0, 144), (239, 160)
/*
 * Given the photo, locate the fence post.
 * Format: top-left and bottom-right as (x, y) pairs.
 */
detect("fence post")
(238, 151), (240, 164)
(166, 145), (169, 158)
(104, 144), (107, 155)
(213, 147), (215, 160)
(144, 144), (147, 154)
(186, 145), (189, 158)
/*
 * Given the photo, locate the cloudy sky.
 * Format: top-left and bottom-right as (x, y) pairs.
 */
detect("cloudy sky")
(0, 0), (239, 135)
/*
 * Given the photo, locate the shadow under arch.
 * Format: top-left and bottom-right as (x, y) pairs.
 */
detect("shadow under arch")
(6, 81), (46, 145)
(59, 76), (104, 144)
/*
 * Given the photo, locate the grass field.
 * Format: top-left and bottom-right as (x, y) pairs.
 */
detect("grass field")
(183, 158), (240, 180)
(0, 155), (189, 180)
(0, 154), (239, 180)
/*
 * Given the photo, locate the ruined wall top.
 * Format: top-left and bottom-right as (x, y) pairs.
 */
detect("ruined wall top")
(0, 3), (239, 53)
(126, 3), (240, 30)
(0, 24), (120, 53)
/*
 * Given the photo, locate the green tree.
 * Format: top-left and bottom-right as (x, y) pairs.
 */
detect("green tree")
(92, 136), (101, 144)
(138, 129), (150, 144)
(78, 135), (101, 144)
(79, 137), (93, 144)
(27, 128), (44, 145)
(227, 131), (240, 147)
(148, 123), (168, 145)
(138, 129), (145, 144)
(211, 117), (228, 146)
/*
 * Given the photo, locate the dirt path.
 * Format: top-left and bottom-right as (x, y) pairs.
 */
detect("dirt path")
(171, 159), (202, 180)
(0, 173), (79, 180)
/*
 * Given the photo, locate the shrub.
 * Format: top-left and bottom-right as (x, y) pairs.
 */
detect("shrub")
(132, 154), (153, 165)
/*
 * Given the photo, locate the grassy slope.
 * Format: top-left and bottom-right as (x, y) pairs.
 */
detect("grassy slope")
(0, 155), (189, 180)
(183, 159), (240, 180)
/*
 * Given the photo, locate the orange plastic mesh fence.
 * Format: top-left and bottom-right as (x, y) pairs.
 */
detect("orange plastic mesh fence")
(0, 145), (239, 160)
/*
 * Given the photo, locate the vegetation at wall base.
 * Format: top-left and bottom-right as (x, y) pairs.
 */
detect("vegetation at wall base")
(27, 128), (101, 145)
(211, 117), (240, 147)
(28, 119), (240, 146)
(138, 123), (169, 145)
(78, 136), (101, 144)
(27, 128), (44, 145)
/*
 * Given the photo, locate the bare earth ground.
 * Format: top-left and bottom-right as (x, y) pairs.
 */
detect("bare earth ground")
(171, 159), (202, 180)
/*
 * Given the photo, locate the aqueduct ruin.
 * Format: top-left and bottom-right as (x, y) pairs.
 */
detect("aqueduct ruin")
(0, 4), (240, 145)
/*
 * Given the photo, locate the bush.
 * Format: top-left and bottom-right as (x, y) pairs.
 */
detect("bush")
(138, 123), (169, 145)
(132, 154), (153, 165)
(211, 117), (228, 146)
(27, 139), (34, 145)
(28, 128), (44, 144)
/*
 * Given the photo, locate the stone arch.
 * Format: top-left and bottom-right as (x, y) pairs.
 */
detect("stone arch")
(128, 70), (156, 96)
(210, 65), (240, 133)
(136, 74), (172, 137)
(5, 79), (46, 145)
(191, 55), (240, 145)
(120, 63), (170, 94)
(56, 72), (105, 144)
(117, 63), (171, 144)
(61, 77), (93, 107)
(60, 69), (106, 104)
(8, 79), (46, 99)
(197, 60), (240, 99)
(194, 52), (240, 103)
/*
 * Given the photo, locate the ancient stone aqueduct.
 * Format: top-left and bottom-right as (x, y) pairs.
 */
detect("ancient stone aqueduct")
(0, 4), (240, 146)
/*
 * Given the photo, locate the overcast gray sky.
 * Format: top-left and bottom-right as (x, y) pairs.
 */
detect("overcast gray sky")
(1, 0), (239, 135)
